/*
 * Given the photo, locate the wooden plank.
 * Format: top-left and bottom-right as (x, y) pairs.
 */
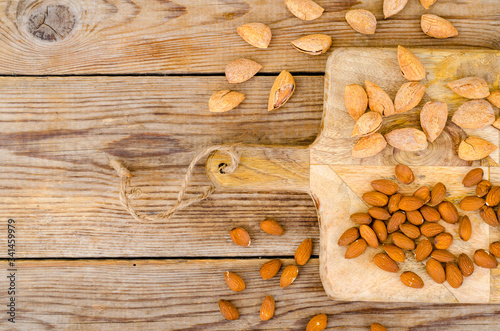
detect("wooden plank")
(0, 0), (499, 74)
(1, 258), (500, 330)
(0, 75), (322, 258)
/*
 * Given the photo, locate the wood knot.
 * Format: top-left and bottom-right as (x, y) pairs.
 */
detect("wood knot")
(26, 4), (76, 42)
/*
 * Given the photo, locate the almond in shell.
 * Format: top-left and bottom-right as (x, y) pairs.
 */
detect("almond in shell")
(285, 0), (324, 21)
(373, 253), (399, 273)
(352, 133), (387, 158)
(383, 0), (408, 19)
(371, 179), (399, 196)
(224, 271), (246, 292)
(400, 271), (424, 288)
(345, 84), (368, 121)
(260, 295), (275, 321)
(385, 128), (428, 152)
(451, 100), (495, 129)
(384, 243), (406, 262)
(420, 101), (448, 142)
(345, 9), (377, 35)
(345, 239), (367, 259)
(280, 265), (299, 288)
(338, 227), (360, 246)
(458, 216), (472, 241)
(365, 81), (395, 116)
(237, 23), (272, 48)
(398, 45), (426, 81)
(447, 77), (490, 99)
(415, 239), (433, 262)
(268, 70), (295, 111)
(421, 14), (458, 39)
(295, 238), (313, 265)
(352, 111), (383, 137)
(487, 90), (500, 108)
(474, 249), (498, 269)
(209, 90), (245, 113)
(458, 136), (498, 161)
(291, 34), (332, 55)
(426, 258), (445, 284)
(394, 82), (425, 113)
(458, 253), (474, 277)
(219, 300), (239, 320)
(493, 118), (500, 131)
(446, 262), (463, 288)
(462, 168), (483, 187)
(420, 0), (437, 9)
(225, 59), (262, 84)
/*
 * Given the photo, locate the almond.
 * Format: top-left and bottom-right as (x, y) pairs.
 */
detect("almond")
(458, 253), (474, 277)
(399, 196), (425, 211)
(446, 263), (463, 288)
(397, 45), (426, 81)
(400, 271), (424, 288)
(490, 241), (500, 258)
(295, 238), (313, 265)
(437, 201), (459, 224)
(460, 196), (486, 211)
(479, 206), (499, 227)
(414, 186), (431, 204)
(385, 128), (428, 152)
(280, 265), (299, 288)
(383, 0), (408, 18)
(367, 207), (391, 220)
(458, 136), (498, 161)
(384, 243), (406, 262)
(395, 164), (414, 184)
(487, 90), (500, 108)
(362, 191), (389, 207)
(260, 219), (285, 236)
(237, 23), (272, 48)
(345, 9), (377, 35)
(463, 168), (483, 187)
(371, 179), (399, 196)
(291, 34), (332, 55)
(392, 232), (415, 250)
(345, 239), (367, 259)
(474, 249), (498, 269)
(371, 323), (388, 331)
(209, 90), (245, 113)
(224, 271), (245, 292)
(285, 0), (324, 21)
(420, 205), (441, 223)
(268, 70), (295, 111)
(219, 299), (239, 320)
(345, 84), (368, 121)
(360, 225), (379, 248)
(352, 133), (387, 158)
(458, 216), (472, 241)
(387, 211), (406, 233)
(447, 77), (490, 99)
(476, 180), (491, 197)
(431, 249), (455, 263)
(399, 223), (420, 239)
(352, 111), (383, 137)
(260, 259), (282, 279)
(230, 227), (251, 246)
(394, 82), (425, 113)
(420, 0), (437, 9)
(421, 14), (458, 39)
(420, 101), (448, 142)
(493, 118), (500, 131)
(225, 59), (262, 84)
(365, 81), (395, 116)
(351, 212), (373, 224)
(429, 182), (446, 206)
(260, 295), (275, 321)
(486, 186), (500, 207)
(306, 314), (328, 331)
(434, 232), (453, 250)
(388, 193), (403, 214)
(406, 210), (424, 225)
(372, 220), (388, 242)
(452, 100), (495, 129)
(373, 253), (399, 273)
(415, 239), (433, 262)
(420, 222), (445, 237)
(338, 227), (360, 246)
(426, 258), (445, 284)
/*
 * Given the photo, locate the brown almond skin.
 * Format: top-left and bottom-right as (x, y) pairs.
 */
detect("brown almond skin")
(434, 232), (453, 250)
(260, 219), (285, 236)
(463, 168), (483, 187)
(458, 253), (474, 277)
(437, 201), (459, 224)
(388, 193), (402, 214)
(406, 210), (424, 225)
(395, 164), (414, 184)
(260, 259), (282, 280)
(371, 323), (388, 331)
(446, 263), (463, 288)
(400, 271), (424, 288)
(372, 220), (388, 242)
(486, 186), (500, 207)
(383, 243), (406, 262)
(476, 180), (492, 197)
(399, 196), (425, 211)
(350, 212), (373, 225)
(399, 223), (420, 239)
(224, 271), (245, 292)
(345, 239), (367, 259)
(387, 211), (406, 233)
(295, 238), (313, 265)
(368, 207), (391, 220)
(362, 191), (389, 207)
(480, 206), (499, 227)
(360, 225), (379, 248)
(219, 300), (239, 320)
(460, 196), (486, 211)
(230, 227), (251, 246)
(338, 227), (360, 246)
(459, 216), (472, 241)
(420, 205), (441, 223)
(474, 249), (498, 269)
(280, 265), (299, 288)
(414, 186), (431, 204)
(431, 249), (456, 263)
(429, 182), (446, 206)
(373, 253), (399, 273)
(415, 239), (433, 262)
(260, 295), (275, 321)
(490, 241), (500, 258)
(420, 222), (445, 237)
(392, 232), (415, 250)
(306, 314), (328, 331)
(426, 258), (445, 284)
(371, 179), (399, 196)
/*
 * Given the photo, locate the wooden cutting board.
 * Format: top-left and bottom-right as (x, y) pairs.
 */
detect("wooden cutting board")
(206, 48), (500, 303)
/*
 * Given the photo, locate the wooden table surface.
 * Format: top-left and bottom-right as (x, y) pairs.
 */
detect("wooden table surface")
(1, 0), (500, 329)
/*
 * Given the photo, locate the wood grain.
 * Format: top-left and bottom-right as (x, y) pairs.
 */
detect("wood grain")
(0, 0), (499, 74)
(0, 75), (322, 258)
(2, 258), (500, 330)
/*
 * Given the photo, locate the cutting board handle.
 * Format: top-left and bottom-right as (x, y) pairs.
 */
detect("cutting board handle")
(206, 145), (310, 193)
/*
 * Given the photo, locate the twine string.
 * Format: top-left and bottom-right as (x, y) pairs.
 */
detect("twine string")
(110, 145), (240, 222)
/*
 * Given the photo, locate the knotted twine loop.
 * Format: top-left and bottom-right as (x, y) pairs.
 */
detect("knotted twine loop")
(109, 144), (240, 222)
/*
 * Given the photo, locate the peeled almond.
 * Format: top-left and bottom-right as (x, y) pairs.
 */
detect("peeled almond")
(383, 0), (408, 19)
(365, 81), (395, 116)
(420, 101), (448, 142)
(398, 45), (426, 81)
(458, 136), (498, 161)
(291, 34), (332, 55)
(345, 84), (368, 121)
(394, 82), (425, 113)
(237, 23), (272, 48)
(447, 77), (490, 99)
(285, 0), (324, 21)
(268, 70), (295, 111)
(345, 9), (377, 35)
(209, 90), (245, 113)
(351, 112), (383, 137)
(452, 100), (495, 129)
(352, 133), (387, 158)
(421, 14), (458, 39)
(225, 59), (262, 84)
(385, 128), (428, 152)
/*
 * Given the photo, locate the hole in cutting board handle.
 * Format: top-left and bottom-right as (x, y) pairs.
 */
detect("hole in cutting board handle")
(218, 162), (229, 174)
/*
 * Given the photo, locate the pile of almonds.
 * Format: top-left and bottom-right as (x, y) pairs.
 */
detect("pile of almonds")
(339, 164), (500, 289)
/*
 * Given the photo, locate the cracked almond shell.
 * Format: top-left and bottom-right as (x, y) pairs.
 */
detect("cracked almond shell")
(291, 34), (332, 55)
(209, 90), (245, 113)
(385, 128), (428, 152)
(345, 84), (368, 121)
(398, 45), (426, 81)
(421, 14), (458, 39)
(384, 0), (408, 19)
(285, 0), (324, 21)
(351, 111), (383, 137)
(420, 101), (448, 142)
(458, 136), (498, 161)
(447, 77), (490, 99)
(352, 133), (387, 158)
(487, 90), (500, 108)
(365, 80), (395, 116)
(345, 9), (377, 35)
(225, 58), (262, 84)
(394, 82), (425, 113)
(268, 70), (295, 111)
(237, 23), (272, 48)
(452, 100), (495, 129)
